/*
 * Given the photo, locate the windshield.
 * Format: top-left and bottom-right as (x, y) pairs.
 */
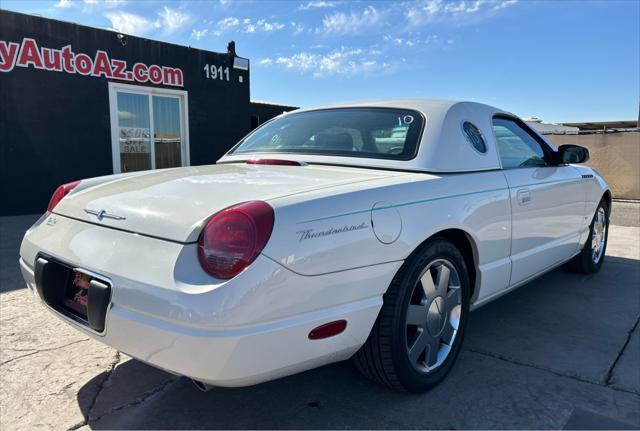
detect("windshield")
(231, 108), (424, 160)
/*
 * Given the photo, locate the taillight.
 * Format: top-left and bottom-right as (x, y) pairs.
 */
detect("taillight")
(47, 180), (81, 212)
(198, 201), (274, 279)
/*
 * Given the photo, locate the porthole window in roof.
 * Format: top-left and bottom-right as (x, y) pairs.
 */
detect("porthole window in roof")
(462, 121), (487, 154)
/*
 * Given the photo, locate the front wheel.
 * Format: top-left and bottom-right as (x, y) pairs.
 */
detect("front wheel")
(572, 199), (609, 274)
(353, 238), (470, 392)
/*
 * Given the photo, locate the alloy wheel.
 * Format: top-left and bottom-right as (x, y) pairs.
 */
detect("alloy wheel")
(591, 207), (607, 264)
(405, 258), (462, 373)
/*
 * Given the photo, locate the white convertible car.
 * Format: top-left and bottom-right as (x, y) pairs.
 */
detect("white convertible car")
(20, 100), (610, 393)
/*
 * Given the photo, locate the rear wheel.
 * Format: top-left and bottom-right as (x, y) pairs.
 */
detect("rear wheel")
(353, 238), (470, 392)
(572, 199), (609, 274)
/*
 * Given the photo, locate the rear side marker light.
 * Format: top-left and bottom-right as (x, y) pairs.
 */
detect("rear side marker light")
(308, 320), (347, 340)
(47, 180), (81, 212)
(246, 159), (305, 166)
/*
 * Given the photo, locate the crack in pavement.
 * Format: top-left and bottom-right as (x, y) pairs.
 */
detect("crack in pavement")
(604, 315), (640, 386)
(67, 351), (122, 431)
(464, 347), (640, 397)
(0, 339), (90, 366)
(88, 376), (179, 425)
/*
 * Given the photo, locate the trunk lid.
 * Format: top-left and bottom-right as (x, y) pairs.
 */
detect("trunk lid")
(54, 163), (398, 242)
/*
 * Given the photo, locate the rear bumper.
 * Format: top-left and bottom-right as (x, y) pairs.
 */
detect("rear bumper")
(22, 257), (380, 386)
(19, 215), (401, 386)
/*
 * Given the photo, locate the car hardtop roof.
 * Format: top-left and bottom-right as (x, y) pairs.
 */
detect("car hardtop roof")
(219, 99), (529, 173)
(289, 99), (502, 116)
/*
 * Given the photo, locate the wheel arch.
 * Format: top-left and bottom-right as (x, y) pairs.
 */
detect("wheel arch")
(405, 228), (479, 301)
(602, 189), (612, 212)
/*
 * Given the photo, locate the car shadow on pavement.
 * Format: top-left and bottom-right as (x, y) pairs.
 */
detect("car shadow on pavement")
(79, 358), (420, 430)
(76, 254), (640, 430)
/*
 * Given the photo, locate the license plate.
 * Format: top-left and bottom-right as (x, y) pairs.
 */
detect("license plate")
(62, 270), (91, 318)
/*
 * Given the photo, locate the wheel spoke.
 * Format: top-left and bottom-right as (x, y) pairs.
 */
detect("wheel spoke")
(406, 304), (427, 326)
(435, 265), (450, 296)
(441, 320), (455, 345)
(420, 270), (436, 298)
(408, 330), (429, 363)
(444, 287), (461, 313)
(425, 335), (441, 367)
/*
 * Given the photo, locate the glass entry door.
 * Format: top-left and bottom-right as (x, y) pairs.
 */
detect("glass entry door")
(109, 83), (189, 173)
(153, 96), (183, 169)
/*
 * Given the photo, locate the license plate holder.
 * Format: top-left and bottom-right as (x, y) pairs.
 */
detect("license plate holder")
(34, 255), (111, 332)
(63, 270), (91, 319)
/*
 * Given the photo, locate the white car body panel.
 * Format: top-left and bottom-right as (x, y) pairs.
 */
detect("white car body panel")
(503, 166), (588, 285)
(52, 164), (400, 243)
(19, 99), (610, 387)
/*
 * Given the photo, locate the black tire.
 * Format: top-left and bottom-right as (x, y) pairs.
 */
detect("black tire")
(352, 238), (470, 392)
(572, 199), (610, 274)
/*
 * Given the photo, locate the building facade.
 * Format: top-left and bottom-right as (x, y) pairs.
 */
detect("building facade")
(0, 10), (296, 215)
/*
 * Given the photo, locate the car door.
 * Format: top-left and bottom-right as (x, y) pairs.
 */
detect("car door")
(492, 116), (586, 286)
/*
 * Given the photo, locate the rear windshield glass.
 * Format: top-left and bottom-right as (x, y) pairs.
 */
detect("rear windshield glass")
(230, 108), (424, 160)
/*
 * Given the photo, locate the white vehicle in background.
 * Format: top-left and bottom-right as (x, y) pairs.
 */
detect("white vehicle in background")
(20, 100), (610, 393)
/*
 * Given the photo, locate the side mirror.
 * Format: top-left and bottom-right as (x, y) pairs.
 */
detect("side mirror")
(558, 144), (589, 164)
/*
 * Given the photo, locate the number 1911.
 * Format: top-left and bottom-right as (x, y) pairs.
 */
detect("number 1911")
(204, 64), (230, 81)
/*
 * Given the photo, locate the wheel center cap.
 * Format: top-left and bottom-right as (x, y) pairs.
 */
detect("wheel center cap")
(427, 296), (446, 336)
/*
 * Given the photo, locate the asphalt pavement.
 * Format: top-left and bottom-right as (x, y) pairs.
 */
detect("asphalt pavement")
(1, 201), (638, 430)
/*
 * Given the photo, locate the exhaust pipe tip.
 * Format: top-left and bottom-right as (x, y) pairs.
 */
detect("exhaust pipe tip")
(192, 379), (213, 392)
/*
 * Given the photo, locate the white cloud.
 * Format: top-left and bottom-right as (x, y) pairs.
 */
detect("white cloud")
(104, 11), (155, 36)
(156, 6), (190, 34)
(244, 18), (285, 33)
(405, 0), (517, 26)
(55, 0), (72, 8)
(216, 17), (285, 34)
(318, 6), (383, 35)
(493, 0), (518, 10)
(266, 46), (383, 77)
(385, 35), (420, 47)
(105, 6), (190, 36)
(83, 0), (126, 5)
(383, 34), (443, 48)
(298, 1), (335, 10)
(291, 21), (306, 35)
(190, 28), (208, 40)
(217, 16), (240, 30)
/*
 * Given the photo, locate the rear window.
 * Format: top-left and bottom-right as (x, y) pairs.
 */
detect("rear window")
(230, 108), (424, 160)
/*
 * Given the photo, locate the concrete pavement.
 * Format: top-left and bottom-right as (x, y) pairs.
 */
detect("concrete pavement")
(1, 202), (638, 429)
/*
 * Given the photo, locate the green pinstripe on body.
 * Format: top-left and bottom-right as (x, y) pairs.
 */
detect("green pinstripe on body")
(296, 177), (585, 225)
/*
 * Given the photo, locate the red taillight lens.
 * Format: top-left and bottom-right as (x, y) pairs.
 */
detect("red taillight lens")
(198, 201), (274, 279)
(47, 180), (81, 212)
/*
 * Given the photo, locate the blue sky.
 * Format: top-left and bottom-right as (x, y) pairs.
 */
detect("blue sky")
(3, 0), (639, 123)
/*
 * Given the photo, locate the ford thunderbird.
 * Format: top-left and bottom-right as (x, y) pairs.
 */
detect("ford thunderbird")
(19, 100), (610, 392)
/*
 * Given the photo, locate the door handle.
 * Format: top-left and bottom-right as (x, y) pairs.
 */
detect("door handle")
(517, 189), (531, 206)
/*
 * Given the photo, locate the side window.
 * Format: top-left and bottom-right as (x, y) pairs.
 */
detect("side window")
(462, 121), (487, 153)
(492, 117), (549, 169)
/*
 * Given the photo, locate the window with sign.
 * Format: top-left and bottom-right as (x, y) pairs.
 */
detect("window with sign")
(109, 83), (189, 173)
(231, 108), (424, 160)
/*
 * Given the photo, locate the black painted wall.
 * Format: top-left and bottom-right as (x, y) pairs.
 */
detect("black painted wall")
(0, 9), (257, 215)
(249, 101), (298, 129)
